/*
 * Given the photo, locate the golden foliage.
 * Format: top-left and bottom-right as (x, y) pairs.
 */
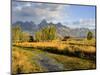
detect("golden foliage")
(13, 38), (96, 54)
(12, 47), (44, 74)
(12, 38), (96, 73)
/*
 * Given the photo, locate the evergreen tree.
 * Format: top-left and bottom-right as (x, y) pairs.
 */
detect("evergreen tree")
(87, 31), (93, 40)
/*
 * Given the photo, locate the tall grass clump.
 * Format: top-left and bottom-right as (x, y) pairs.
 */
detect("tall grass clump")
(12, 47), (44, 74)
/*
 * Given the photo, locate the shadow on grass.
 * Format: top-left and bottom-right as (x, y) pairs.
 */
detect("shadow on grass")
(13, 45), (96, 62)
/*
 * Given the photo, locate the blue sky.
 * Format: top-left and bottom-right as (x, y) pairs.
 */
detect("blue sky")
(12, 1), (96, 29)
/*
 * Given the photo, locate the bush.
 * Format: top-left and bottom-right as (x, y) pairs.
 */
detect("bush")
(87, 31), (93, 40)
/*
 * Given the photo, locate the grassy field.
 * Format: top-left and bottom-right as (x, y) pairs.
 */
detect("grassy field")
(12, 38), (96, 74)
(12, 47), (46, 74)
(13, 38), (96, 60)
(12, 46), (96, 74)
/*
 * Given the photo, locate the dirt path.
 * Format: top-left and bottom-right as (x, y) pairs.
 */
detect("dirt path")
(13, 46), (65, 71)
(32, 50), (65, 72)
(37, 53), (64, 71)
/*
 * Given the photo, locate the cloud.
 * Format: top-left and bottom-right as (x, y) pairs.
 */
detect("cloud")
(79, 19), (95, 26)
(12, 1), (95, 29)
(12, 1), (69, 24)
(12, 2), (32, 11)
(34, 5), (63, 21)
(68, 19), (95, 29)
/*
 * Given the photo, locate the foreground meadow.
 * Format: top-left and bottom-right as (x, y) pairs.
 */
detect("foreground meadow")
(12, 38), (96, 74)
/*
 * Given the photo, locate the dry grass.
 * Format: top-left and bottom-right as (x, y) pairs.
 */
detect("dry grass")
(48, 53), (96, 70)
(12, 47), (45, 74)
(12, 38), (96, 74)
(13, 38), (96, 60)
(12, 46), (96, 74)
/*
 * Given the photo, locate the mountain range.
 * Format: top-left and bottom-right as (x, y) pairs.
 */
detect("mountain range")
(12, 19), (95, 38)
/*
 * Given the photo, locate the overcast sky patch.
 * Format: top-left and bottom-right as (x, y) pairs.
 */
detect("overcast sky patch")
(12, 1), (96, 29)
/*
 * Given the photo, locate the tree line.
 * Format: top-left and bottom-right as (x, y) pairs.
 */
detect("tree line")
(12, 25), (93, 43)
(35, 25), (56, 41)
(12, 25), (57, 43)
